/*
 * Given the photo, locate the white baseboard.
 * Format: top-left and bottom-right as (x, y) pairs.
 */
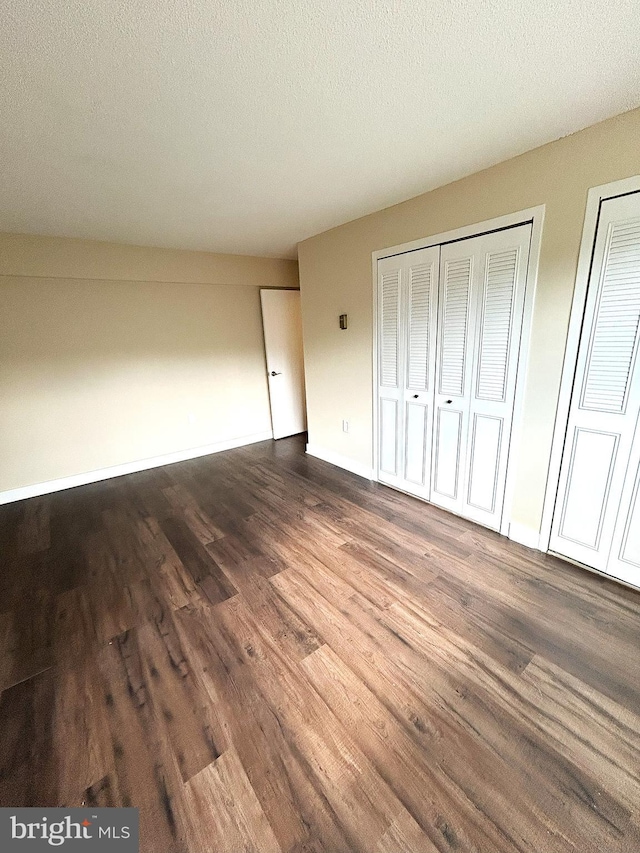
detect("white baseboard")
(508, 521), (544, 551)
(305, 443), (375, 480)
(0, 430), (274, 505)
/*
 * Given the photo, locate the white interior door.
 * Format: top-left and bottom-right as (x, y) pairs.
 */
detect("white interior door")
(549, 192), (640, 586)
(260, 289), (307, 439)
(431, 224), (532, 530)
(377, 246), (439, 499)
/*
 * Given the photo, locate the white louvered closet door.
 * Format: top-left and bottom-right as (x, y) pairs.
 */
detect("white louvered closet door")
(377, 246), (439, 499)
(431, 225), (532, 529)
(549, 192), (640, 584)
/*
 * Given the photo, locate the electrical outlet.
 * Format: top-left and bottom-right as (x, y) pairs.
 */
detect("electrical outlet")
(342, 419), (349, 433)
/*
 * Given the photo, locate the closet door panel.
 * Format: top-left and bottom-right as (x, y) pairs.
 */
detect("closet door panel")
(557, 428), (619, 549)
(467, 414), (503, 513)
(378, 223), (531, 531)
(607, 320), (640, 587)
(377, 246), (439, 498)
(550, 193), (640, 574)
(403, 253), (439, 495)
(463, 226), (531, 529)
(377, 261), (403, 487)
(431, 224), (531, 527)
(433, 407), (463, 499)
(618, 466), (640, 567)
(379, 398), (399, 476)
(404, 401), (428, 485)
(431, 251), (474, 514)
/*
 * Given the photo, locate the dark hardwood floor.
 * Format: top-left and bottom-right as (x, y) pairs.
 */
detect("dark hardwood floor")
(1, 434), (640, 852)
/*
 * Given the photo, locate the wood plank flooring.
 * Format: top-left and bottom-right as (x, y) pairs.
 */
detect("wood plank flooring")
(1, 434), (640, 852)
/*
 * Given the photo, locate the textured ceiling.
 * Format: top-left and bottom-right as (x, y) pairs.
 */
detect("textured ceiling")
(2, 1), (639, 259)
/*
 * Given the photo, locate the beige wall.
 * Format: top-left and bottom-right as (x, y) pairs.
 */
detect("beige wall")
(298, 107), (640, 534)
(0, 234), (298, 492)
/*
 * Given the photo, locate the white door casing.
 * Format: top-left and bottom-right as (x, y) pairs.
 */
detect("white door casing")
(431, 225), (532, 530)
(548, 191), (640, 586)
(260, 289), (307, 440)
(377, 246), (439, 500)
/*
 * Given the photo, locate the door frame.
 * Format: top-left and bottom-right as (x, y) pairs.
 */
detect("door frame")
(539, 175), (640, 552)
(371, 205), (545, 537)
(259, 287), (307, 440)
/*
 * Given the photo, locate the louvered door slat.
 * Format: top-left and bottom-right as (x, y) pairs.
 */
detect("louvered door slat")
(380, 270), (400, 388)
(476, 249), (518, 401)
(439, 258), (471, 396)
(581, 218), (640, 413)
(406, 263), (432, 391)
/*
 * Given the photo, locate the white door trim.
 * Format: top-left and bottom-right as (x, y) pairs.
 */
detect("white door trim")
(372, 205), (545, 537)
(539, 175), (640, 552)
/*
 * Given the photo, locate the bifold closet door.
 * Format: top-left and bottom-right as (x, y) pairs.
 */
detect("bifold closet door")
(549, 191), (640, 586)
(377, 246), (439, 500)
(430, 224), (532, 530)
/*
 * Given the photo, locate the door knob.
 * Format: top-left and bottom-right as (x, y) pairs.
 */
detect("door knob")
(270, 371), (282, 376)
(445, 399), (453, 404)
(413, 394), (419, 399)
